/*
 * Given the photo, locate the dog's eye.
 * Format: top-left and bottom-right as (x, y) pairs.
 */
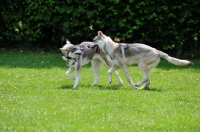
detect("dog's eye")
(72, 47), (76, 51)
(93, 39), (97, 42)
(94, 36), (101, 42)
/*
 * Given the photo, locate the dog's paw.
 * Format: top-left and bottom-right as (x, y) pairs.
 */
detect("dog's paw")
(132, 86), (138, 90)
(135, 82), (141, 87)
(135, 84), (140, 87)
(118, 80), (124, 85)
(67, 76), (75, 80)
(73, 84), (78, 88)
(66, 74), (75, 80)
(119, 82), (124, 86)
(108, 79), (112, 84)
(91, 83), (97, 87)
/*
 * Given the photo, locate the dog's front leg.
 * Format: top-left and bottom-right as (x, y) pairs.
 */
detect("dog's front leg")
(108, 65), (119, 84)
(73, 57), (82, 88)
(73, 68), (81, 88)
(113, 71), (124, 85)
(121, 64), (137, 89)
(66, 67), (75, 80)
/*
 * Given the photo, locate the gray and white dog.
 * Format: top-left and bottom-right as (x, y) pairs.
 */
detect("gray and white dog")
(60, 40), (124, 88)
(89, 31), (193, 89)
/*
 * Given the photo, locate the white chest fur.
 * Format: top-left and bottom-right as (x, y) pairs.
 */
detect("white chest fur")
(62, 56), (76, 67)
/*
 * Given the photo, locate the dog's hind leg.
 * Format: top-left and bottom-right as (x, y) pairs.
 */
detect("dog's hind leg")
(135, 62), (150, 88)
(66, 67), (75, 80)
(143, 80), (151, 89)
(137, 58), (160, 89)
(91, 59), (102, 86)
(136, 70), (150, 89)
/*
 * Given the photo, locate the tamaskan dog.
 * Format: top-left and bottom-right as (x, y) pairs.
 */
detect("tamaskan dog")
(60, 40), (124, 88)
(89, 31), (193, 89)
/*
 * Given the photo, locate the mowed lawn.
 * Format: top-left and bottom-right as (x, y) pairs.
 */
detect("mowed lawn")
(0, 51), (200, 132)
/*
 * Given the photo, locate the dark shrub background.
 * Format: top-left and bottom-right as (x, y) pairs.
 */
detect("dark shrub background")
(0, 0), (199, 58)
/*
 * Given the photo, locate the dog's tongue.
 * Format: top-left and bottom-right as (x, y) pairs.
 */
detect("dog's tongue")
(81, 51), (84, 55)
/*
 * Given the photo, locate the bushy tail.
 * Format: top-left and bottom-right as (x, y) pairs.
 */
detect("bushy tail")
(157, 50), (194, 66)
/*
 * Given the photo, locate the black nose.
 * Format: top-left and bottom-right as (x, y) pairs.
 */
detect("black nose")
(80, 48), (83, 51)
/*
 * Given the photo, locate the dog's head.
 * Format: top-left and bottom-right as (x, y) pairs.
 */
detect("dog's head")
(88, 31), (107, 50)
(59, 40), (83, 59)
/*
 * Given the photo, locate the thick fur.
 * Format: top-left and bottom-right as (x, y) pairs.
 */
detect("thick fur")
(89, 31), (193, 89)
(60, 40), (124, 88)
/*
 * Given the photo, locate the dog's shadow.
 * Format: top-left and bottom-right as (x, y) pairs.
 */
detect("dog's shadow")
(60, 84), (122, 90)
(141, 87), (165, 92)
(94, 84), (122, 90)
(60, 84), (164, 92)
(60, 85), (76, 90)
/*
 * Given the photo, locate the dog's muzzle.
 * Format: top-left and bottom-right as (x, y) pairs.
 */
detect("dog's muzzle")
(88, 43), (98, 48)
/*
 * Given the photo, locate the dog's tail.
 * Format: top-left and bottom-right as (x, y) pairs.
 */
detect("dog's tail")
(157, 50), (194, 66)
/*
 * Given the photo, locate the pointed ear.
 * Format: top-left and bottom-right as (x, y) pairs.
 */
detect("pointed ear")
(59, 48), (66, 53)
(66, 39), (71, 44)
(98, 31), (106, 38)
(98, 31), (103, 36)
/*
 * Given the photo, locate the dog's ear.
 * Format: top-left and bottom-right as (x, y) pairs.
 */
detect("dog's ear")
(59, 48), (67, 53)
(98, 31), (103, 36)
(66, 39), (71, 44)
(98, 31), (106, 38)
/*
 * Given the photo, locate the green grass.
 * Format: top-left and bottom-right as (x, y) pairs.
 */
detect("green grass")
(0, 51), (200, 132)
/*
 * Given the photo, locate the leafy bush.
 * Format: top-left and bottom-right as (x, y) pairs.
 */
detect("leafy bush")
(0, 0), (199, 58)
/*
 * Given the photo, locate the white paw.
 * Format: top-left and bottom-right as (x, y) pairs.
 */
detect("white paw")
(108, 78), (112, 84)
(73, 84), (78, 88)
(119, 80), (124, 85)
(92, 81), (98, 87)
(66, 74), (75, 80)
(135, 82), (141, 87)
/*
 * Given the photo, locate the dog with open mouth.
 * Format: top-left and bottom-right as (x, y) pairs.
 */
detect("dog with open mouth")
(60, 40), (124, 88)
